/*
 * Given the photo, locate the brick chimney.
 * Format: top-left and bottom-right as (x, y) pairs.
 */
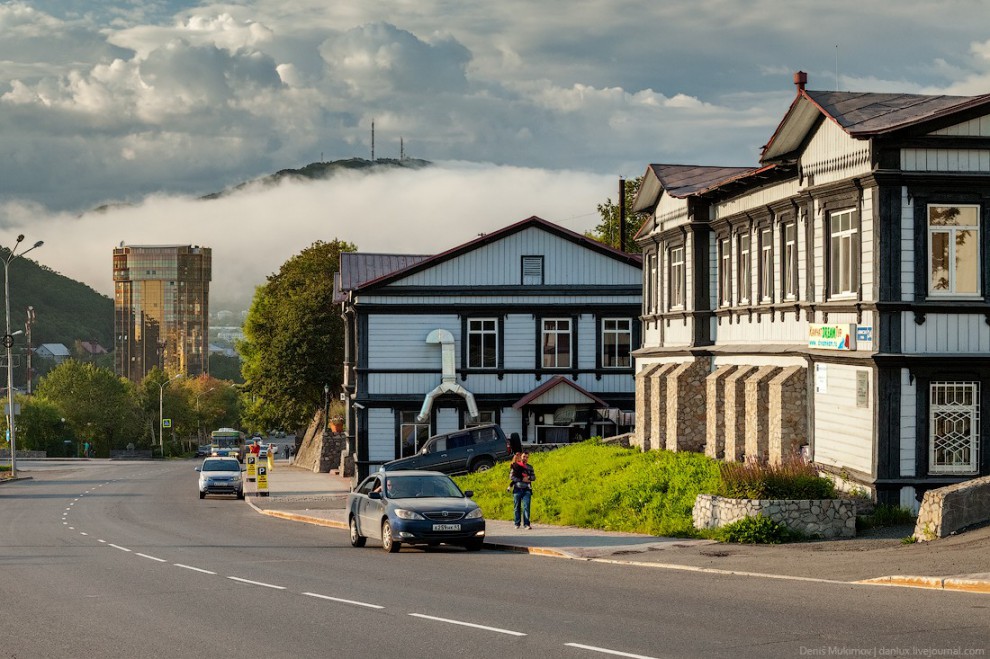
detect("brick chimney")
(794, 71), (808, 92)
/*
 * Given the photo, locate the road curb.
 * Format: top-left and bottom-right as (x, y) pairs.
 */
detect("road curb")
(0, 476), (33, 485)
(858, 575), (990, 594)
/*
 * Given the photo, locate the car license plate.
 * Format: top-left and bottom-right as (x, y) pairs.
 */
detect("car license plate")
(432, 523), (461, 531)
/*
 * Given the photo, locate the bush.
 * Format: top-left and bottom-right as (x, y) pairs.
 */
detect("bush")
(712, 515), (800, 544)
(717, 458), (835, 500)
(857, 504), (916, 531)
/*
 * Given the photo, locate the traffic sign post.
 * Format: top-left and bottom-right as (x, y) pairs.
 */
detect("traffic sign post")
(245, 454), (257, 482)
(256, 465), (269, 496)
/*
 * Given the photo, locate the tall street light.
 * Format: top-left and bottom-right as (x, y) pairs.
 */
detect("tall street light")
(159, 374), (183, 457)
(3, 234), (43, 479)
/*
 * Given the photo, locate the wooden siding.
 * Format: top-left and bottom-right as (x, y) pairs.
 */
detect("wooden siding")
(929, 116), (990, 136)
(714, 315), (809, 344)
(663, 319), (694, 346)
(436, 407), (458, 435)
(642, 321), (662, 348)
(861, 187), (875, 303)
(368, 408), (396, 463)
(714, 180), (799, 220)
(813, 197), (825, 302)
(799, 118), (871, 186)
(900, 368), (917, 477)
(648, 195), (690, 236)
(388, 226), (641, 288)
(503, 314), (535, 369)
(813, 363), (874, 474)
(500, 407), (523, 438)
(528, 384), (599, 407)
(902, 313), (990, 353)
(360, 294), (641, 306)
(900, 188), (915, 302)
(901, 148), (990, 171)
(711, 354), (805, 368)
(368, 372), (634, 396)
(367, 314), (459, 370)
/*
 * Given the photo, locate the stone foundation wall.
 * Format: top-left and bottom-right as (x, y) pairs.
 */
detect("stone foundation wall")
(665, 359), (708, 452)
(634, 364), (663, 451)
(705, 365), (738, 460)
(768, 365), (807, 464)
(744, 365), (781, 461)
(0, 450), (46, 459)
(294, 409), (341, 473)
(693, 494), (857, 539)
(722, 366), (753, 462)
(914, 475), (990, 541)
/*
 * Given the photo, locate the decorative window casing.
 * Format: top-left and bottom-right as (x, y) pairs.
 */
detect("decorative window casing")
(718, 238), (732, 307)
(669, 245), (685, 309)
(929, 382), (980, 475)
(829, 209), (859, 297)
(759, 227), (773, 302)
(541, 318), (572, 368)
(782, 221), (798, 300)
(738, 232), (751, 304)
(399, 410), (431, 458)
(601, 318), (632, 368)
(928, 204), (980, 296)
(467, 318), (498, 368)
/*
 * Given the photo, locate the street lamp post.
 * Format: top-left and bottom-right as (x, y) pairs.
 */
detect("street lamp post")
(158, 374), (183, 457)
(3, 234), (43, 479)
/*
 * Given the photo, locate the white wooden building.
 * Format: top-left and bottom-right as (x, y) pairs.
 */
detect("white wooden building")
(334, 216), (642, 479)
(634, 71), (990, 508)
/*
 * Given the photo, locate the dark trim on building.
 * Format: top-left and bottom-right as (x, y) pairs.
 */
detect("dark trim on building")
(875, 366), (901, 480)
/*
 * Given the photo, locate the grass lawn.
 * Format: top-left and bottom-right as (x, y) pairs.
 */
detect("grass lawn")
(455, 440), (721, 537)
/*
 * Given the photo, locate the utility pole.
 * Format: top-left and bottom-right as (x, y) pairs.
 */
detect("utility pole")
(618, 178), (627, 252)
(371, 120), (375, 162)
(25, 306), (34, 394)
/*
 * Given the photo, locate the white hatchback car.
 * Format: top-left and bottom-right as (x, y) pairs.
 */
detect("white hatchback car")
(196, 457), (245, 500)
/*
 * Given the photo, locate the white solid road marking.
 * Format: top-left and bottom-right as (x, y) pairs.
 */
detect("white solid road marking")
(565, 643), (660, 659)
(109, 544), (131, 552)
(408, 613), (526, 637)
(174, 564), (216, 575)
(227, 576), (286, 590)
(302, 592), (384, 609)
(137, 554), (167, 562)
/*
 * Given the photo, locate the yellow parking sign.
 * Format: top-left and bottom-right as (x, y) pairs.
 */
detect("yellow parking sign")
(256, 465), (268, 496)
(246, 454), (257, 481)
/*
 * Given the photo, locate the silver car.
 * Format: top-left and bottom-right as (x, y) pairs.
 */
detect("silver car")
(196, 457), (244, 500)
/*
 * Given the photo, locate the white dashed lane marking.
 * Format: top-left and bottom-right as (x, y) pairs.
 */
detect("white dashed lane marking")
(227, 577), (285, 590)
(565, 643), (660, 659)
(408, 613), (526, 637)
(302, 592), (384, 609)
(174, 564), (216, 575)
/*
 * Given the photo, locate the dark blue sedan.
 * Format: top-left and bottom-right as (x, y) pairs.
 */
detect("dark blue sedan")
(346, 470), (486, 553)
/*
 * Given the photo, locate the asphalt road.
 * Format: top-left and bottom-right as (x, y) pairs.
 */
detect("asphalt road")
(2, 460), (988, 659)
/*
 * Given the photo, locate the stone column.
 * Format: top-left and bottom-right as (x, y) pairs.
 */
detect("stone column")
(768, 366), (808, 464)
(634, 364), (663, 451)
(723, 365), (754, 462)
(705, 365), (738, 459)
(744, 365), (782, 461)
(649, 363), (678, 452)
(665, 359), (709, 452)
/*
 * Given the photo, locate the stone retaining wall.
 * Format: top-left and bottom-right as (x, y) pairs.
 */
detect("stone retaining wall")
(693, 494), (857, 539)
(913, 475), (990, 541)
(0, 450), (46, 459)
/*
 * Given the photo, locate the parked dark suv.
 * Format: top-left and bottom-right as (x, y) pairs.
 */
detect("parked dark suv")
(382, 424), (513, 475)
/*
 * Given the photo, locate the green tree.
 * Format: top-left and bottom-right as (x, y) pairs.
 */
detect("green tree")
(3, 396), (72, 456)
(586, 176), (644, 253)
(34, 360), (142, 457)
(238, 239), (355, 431)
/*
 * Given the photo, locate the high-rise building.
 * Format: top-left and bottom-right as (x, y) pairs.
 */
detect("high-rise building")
(113, 244), (211, 382)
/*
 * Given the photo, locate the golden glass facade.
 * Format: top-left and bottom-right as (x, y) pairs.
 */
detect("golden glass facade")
(113, 245), (212, 382)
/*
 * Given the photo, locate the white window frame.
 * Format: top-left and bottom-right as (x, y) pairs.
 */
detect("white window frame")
(601, 318), (632, 368)
(829, 209), (859, 298)
(782, 221), (798, 300)
(399, 411), (431, 458)
(466, 318), (498, 369)
(541, 318), (572, 369)
(928, 204), (981, 297)
(466, 410), (496, 428)
(669, 245), (685, 309)
(759, 227), (773, 302)
(738, 232), (751, 304)
(929, 381), (980, 475)
(719, 237), (732, 307)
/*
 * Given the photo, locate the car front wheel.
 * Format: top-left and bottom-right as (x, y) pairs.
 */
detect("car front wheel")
(349, 517), (366, 547)
(381, 520), (400, 553)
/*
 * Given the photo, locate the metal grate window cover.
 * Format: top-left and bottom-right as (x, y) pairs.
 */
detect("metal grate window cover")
(522, 256), (543, 285)
(929, 382), (980, 474)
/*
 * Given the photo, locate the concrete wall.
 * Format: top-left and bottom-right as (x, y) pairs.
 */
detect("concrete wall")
(914, 475), (990, 541)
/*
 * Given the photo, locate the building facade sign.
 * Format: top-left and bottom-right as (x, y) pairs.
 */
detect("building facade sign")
(808, 323), (856, 351)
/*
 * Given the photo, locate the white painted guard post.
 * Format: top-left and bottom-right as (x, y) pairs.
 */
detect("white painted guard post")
(246, 454), (257, 482)
(256, 465), (269, 496)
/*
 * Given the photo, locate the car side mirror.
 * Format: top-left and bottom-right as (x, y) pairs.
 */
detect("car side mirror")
(464, 490), (474, 498)
(369, 491), (382, 500)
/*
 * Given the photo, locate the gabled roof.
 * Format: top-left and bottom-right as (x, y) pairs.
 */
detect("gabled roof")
(37, 343), (71, 357)
(762, 88), (990, 162)
(334, 252), (430, 302)
(342, 216), (641, 296)
(631, 164), (757, 216)
(511, 375), (607, 410)
(78, 341), (107, 355)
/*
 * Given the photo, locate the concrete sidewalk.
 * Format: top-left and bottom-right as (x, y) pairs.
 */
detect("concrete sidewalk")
(247, 464), (990, 594)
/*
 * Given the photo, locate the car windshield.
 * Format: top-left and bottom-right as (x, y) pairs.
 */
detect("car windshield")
(203, 460), (240, 472)
(385, 475), (462, 499)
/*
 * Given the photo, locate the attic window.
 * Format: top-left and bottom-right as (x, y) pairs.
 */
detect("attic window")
(521, 256), (544, 285)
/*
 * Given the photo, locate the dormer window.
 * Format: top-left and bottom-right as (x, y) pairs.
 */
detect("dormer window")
(521, 256), (543, 285)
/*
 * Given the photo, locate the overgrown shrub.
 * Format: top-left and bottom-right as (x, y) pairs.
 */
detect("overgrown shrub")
(857, 504), (916, 531)
(712, 515), (800, 544)
(717, 458), (835, 500)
